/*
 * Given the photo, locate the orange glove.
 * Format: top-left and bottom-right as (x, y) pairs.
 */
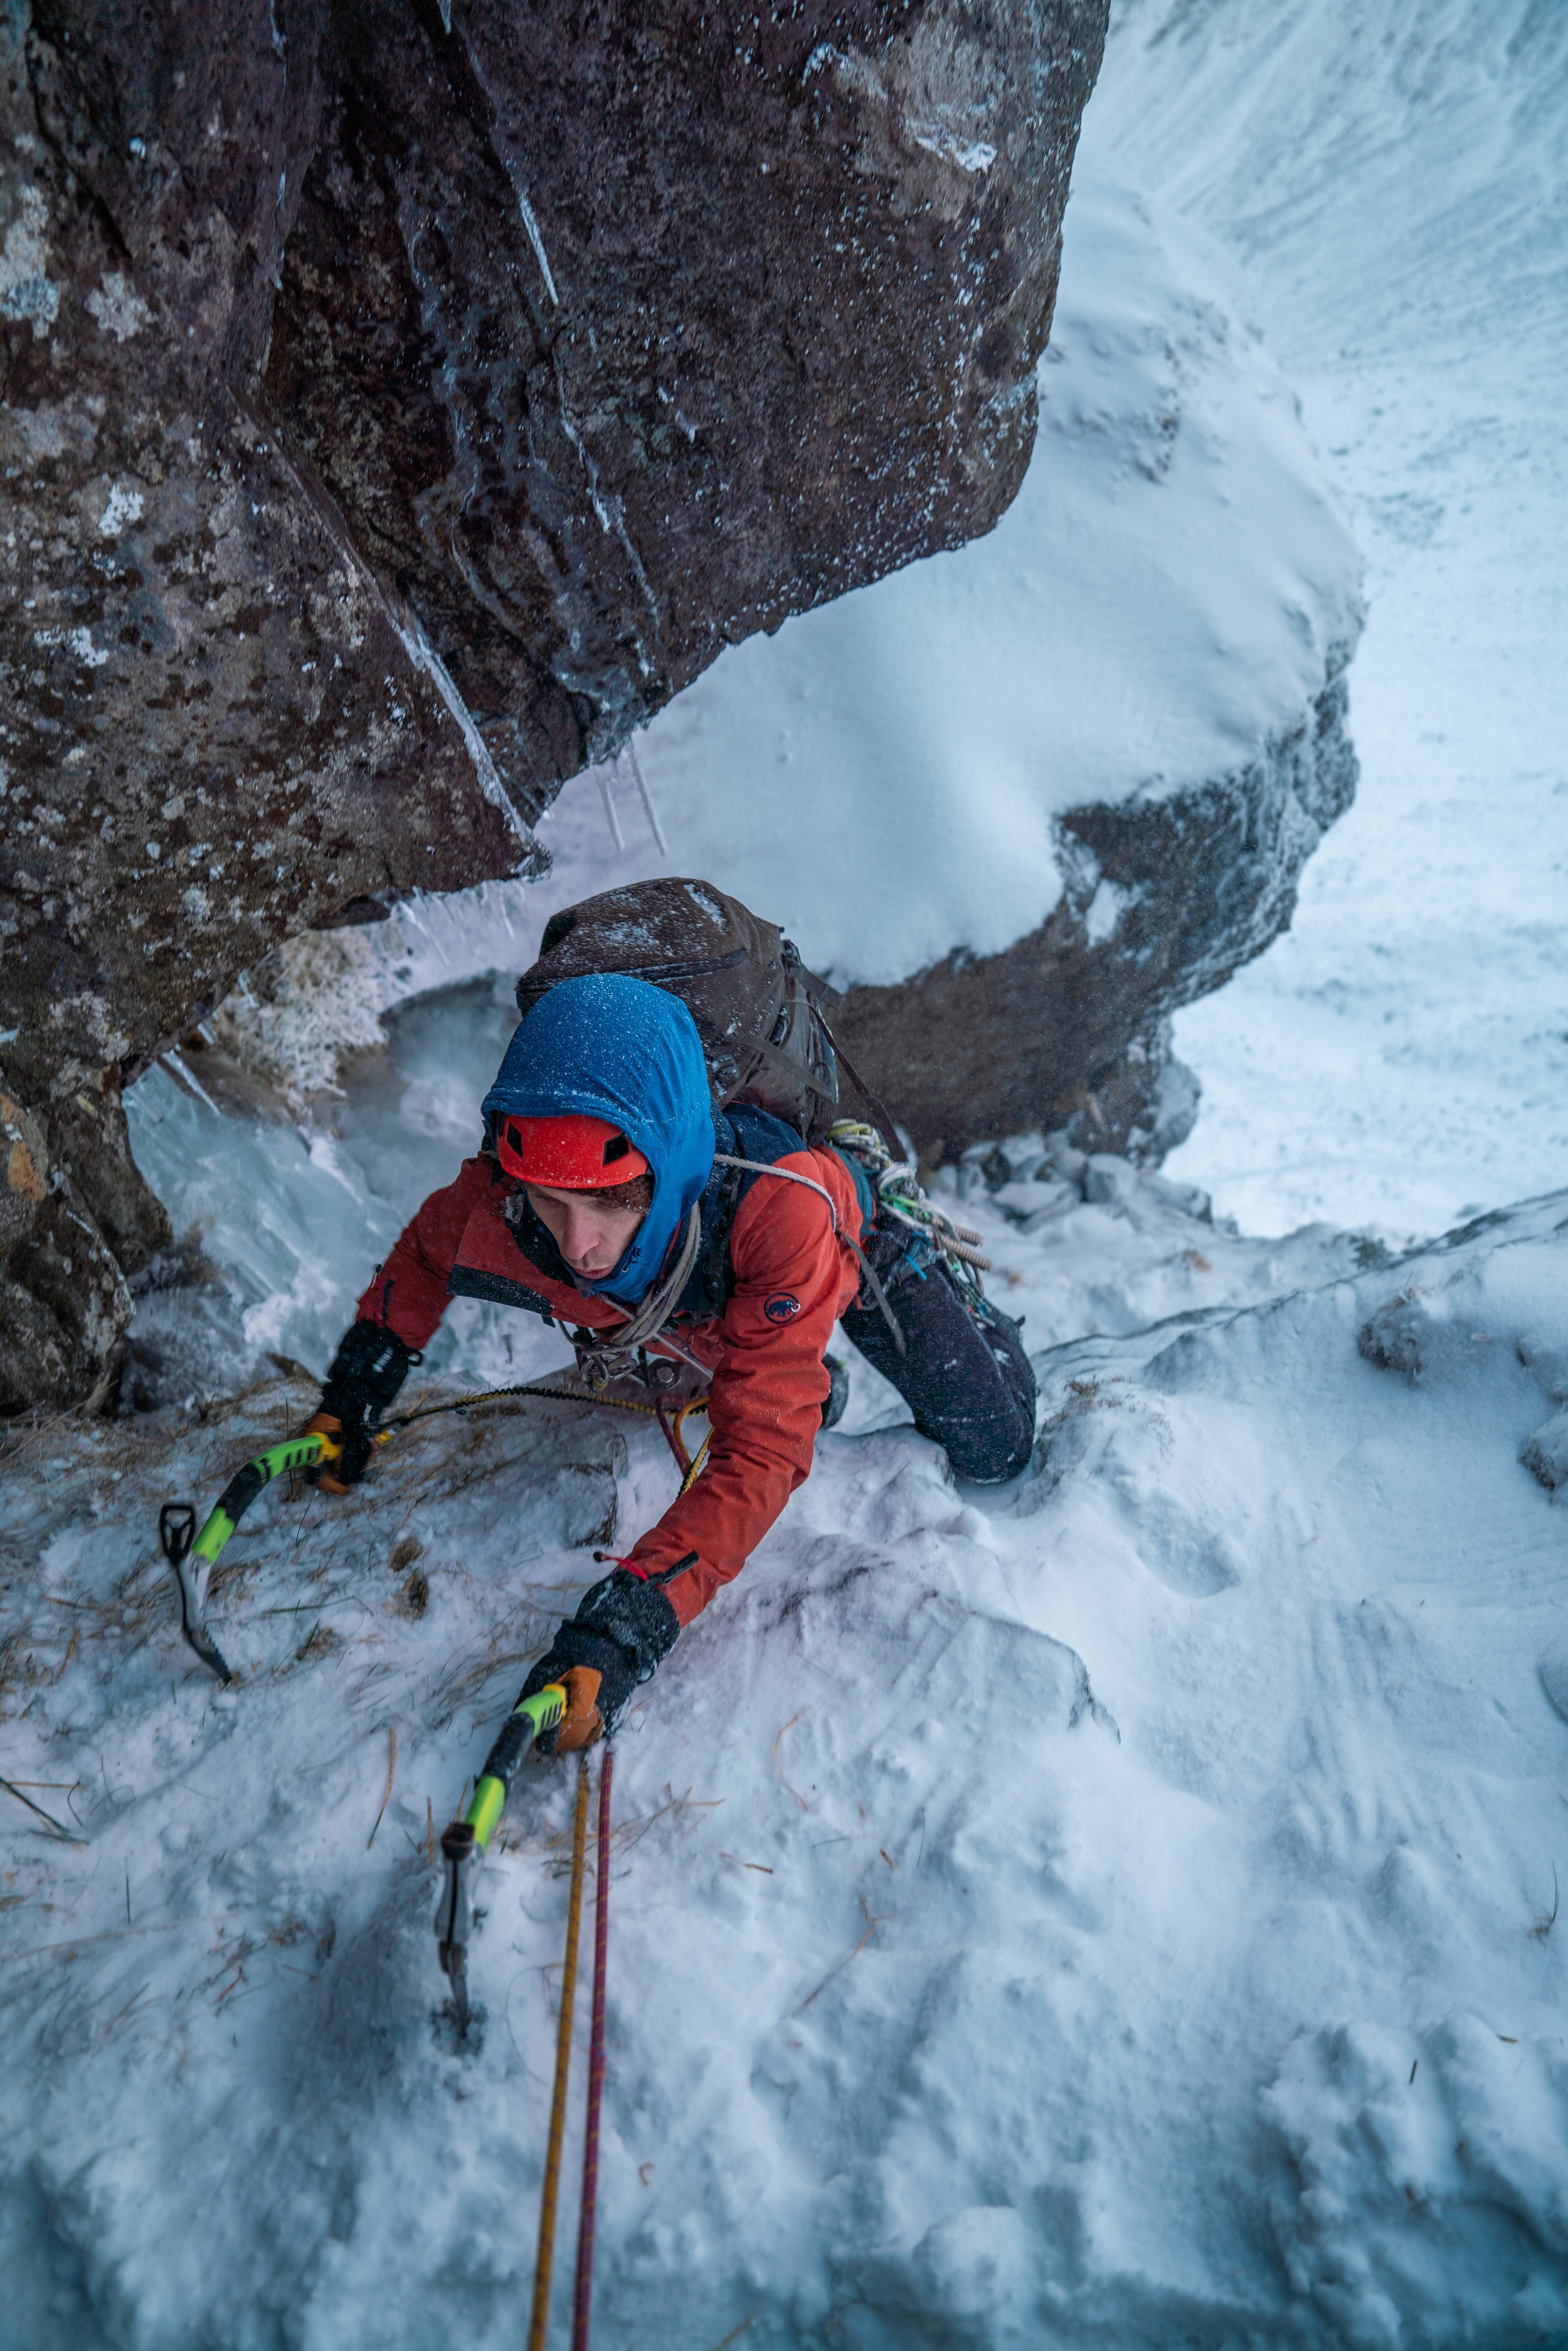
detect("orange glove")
(307, 1323), (418, 1494)
(304, 1411), (353, 1495)
(553, 1664), (606, 1752)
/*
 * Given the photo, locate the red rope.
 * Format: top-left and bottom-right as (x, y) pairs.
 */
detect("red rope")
(527, 1756), (590, 2351)
(653, 1395), (691, 1475)
(571, 1743), (613, 2351)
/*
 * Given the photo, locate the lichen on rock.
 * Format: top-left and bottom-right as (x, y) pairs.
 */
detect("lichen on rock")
(0, 0), (1108, 1409)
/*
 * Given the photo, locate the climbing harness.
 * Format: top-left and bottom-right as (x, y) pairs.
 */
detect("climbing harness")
(159, 1381), (712, 1683)
(528, 1754), (591, 2351)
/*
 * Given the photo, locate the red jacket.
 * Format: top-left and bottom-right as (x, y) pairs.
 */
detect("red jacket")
(354, 1146), (864, 1626)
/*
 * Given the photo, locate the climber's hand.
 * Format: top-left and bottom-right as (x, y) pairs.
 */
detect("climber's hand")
(306, 1322), (418, 1494)
(520, 1566), (681, 1751)
(304, 1409), (357, 1494)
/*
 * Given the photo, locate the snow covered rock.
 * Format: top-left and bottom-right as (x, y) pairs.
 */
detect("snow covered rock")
(234, 143), (1362, 1177)
(0, 1083), (130, 1416)
(0, 0), (1108, 1409)
(824, 159), (1362, 1157)
(1358, 1290), (1446, 1383)
(7, 1158), (1568, 2347)
(446, 149), (1360, 1165)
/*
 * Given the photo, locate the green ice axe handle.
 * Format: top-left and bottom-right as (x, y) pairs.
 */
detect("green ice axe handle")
(189, 1431), (335, 1573)
(467, 1682), (569, 1850)
(435, 1682), (567, 2014)
(437, 1680), (568, 1929)
(162, 1431), (336, 1684)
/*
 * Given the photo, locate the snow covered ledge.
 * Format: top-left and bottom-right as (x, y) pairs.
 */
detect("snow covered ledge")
(685, 147), (1366, 1159)
(830, 149), (1364, 1159)
(199, 144), (1361, 1163)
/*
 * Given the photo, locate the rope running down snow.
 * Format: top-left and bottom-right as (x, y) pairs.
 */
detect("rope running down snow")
(571, 1745), (613, 2351)
(528, 1754), (591, 2351)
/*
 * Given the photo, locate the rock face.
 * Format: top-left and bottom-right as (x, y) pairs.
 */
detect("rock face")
(329, 154), (1362, 1177)
(0, 0), (1107, 1409)
(834, 642), (1359, 1162)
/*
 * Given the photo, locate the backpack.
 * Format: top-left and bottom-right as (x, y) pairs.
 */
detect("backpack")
(514, 878), (844, 1144)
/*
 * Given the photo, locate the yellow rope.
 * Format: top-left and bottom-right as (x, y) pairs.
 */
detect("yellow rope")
(381, 1381), (667, 1435)
(378, 1378), (716, 1495)
(674, 1396), (712, 1495)
(527, 1753), (591, 2351)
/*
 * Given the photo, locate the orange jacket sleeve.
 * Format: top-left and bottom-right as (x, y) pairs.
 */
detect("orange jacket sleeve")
(353, 1152), (503, 1348)
(628, 1150), (862, 1625)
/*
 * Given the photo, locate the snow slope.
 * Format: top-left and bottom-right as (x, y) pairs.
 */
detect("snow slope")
(5, 1148), (1568, 2348)
(1099, 0), (1568, 1234)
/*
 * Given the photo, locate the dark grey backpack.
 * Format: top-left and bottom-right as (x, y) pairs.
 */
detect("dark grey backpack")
(514, 878), (844, 1144)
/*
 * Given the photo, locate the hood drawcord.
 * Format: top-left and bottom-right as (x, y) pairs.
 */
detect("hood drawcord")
(567, 1202), (702, 1390)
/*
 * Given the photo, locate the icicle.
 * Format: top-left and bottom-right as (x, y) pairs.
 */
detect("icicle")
(597, 769), (625, 852)
(159, 1050), (220, 1115)
(623, 741), (667, 857)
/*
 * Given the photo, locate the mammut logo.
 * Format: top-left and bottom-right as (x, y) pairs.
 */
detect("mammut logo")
(764, 1293), (802, 1323)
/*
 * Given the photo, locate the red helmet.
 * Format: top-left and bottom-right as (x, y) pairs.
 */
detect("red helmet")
(494, 1111), (650, 1189)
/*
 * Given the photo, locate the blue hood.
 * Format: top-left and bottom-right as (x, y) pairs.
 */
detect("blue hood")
(480, 974), (715, 1302)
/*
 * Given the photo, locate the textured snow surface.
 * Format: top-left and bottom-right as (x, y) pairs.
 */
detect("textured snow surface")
(17, 2), (1568, 2340)
(1119, 0), (1568, 1234)
(6, 1137), (1568, 2349)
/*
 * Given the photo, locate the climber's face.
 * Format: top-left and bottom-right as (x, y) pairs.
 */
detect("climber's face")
(525, 1181), (651, 1280)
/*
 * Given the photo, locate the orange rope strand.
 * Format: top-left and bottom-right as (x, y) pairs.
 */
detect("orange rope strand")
(527, 1754), (591, 2351)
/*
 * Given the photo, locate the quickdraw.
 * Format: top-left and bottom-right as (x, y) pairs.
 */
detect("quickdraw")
(829, 1118), (993, 1283)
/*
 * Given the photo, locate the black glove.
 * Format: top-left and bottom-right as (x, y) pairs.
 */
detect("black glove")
(522, 1566), (681, 1749)
(306, 1321), (418, 1490)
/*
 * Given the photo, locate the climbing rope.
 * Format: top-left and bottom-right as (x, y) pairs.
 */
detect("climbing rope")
(161, 1378), (714, 1682)
(571, 1743), (613, 2351)
(386, 1376), (714, 1492)
(528, 1753), (591, 2351)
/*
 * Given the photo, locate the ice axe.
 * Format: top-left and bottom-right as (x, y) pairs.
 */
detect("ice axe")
(434, 1678), (569, 2032)
(158, 1429), (342, 1682)
(155, 1375), (704, 1686)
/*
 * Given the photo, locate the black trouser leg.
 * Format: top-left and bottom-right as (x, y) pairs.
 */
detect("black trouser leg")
(840, 1221), (1037, 1483)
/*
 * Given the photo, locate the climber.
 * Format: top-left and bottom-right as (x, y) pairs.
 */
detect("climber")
(304, 972), (1036, 1752)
